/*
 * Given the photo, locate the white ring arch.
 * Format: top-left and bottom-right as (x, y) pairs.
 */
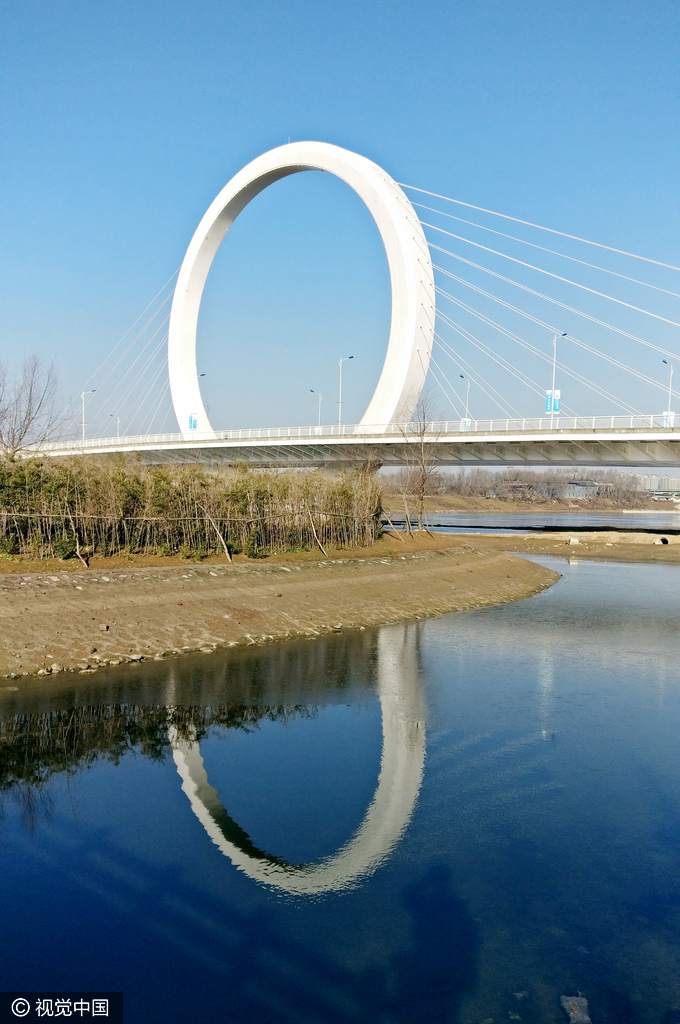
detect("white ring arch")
(168, 141), (435, 437)
(170, 623), (425, 894)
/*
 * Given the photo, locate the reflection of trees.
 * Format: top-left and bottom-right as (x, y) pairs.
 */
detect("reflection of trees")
(0, 627), (378, 825)
(0, 703), (314, 793)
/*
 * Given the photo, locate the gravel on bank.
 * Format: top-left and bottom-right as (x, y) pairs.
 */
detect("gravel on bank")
(0, 539), (558, 682)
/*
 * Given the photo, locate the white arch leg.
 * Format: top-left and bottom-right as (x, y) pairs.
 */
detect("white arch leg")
(168, 141), (434, 437)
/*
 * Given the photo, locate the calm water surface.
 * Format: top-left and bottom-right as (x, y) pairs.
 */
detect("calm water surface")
(420, 510), (680, 534)
(1, 558), (680, 1023)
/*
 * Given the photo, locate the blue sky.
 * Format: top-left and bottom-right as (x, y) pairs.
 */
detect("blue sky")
(2, 0), (679, 434)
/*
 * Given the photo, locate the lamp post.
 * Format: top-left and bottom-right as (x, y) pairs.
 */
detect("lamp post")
(459, 374), (470, 420)
(337, 355), (355, 426)
(81, 389), (96, 444)
(309, 389), (322, 427)
(662, 359), (674, 422)
(109, 413), (120, 439)
(550, 332), (567, 426)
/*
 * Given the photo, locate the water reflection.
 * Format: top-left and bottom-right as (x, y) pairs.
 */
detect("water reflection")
(171, 623), (426, 893)
(2, 560), (680, 1022)
(427, 511), (680, 534)
(0, 623), (426, 895)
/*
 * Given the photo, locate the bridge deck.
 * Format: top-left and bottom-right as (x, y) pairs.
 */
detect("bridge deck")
(31, 416), (680, 468)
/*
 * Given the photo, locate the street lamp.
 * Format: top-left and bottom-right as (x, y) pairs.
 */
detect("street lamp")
(550, 332), (567, 426)
(109, 413), (121, 439)
(459, 374), (471, 420)
(309, 388), (323, 427)
(337, 355), (355, 426)
(662, 359), (674, 422)
(81, 389), (96, 444)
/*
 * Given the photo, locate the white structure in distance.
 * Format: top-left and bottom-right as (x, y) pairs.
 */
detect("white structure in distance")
(168, 141), (435, 437)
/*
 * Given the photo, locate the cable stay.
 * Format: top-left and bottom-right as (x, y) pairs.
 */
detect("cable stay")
(141, 376), (172, 436)
(400, 183), (680, 273)
(418, 300), (497, 416)
(430, 245), (680, 367)
(415, 342), (466, 417)
(434, 272), (671, 407)
(436, 296), (639, 415)
(432, 263), (679, 400)
(436, 317), (557, 407)
(432, 334), (520, 418)
(423, 221), (680, 330)
(417, 300), (519, 419)
(435, 324), (542, 409)
(411, 202), (680, 300)
(427, 354), (467, 417)
(107, 321), (170, 425)
(99, 287), (173, 394)
(83, 268), (178, 391)
(135, 355), (170, 434)
(436, 298), (641, 416)
(433, 339), (520, 419)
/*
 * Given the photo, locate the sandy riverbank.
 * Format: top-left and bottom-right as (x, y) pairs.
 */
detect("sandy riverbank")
(384, 494), (671, 515)
(0, 535), (558, 681)
(468, 529), (680, 564)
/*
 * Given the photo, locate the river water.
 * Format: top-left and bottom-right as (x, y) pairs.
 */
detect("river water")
(403, 510), (680, 535)
(1, 558), (680, 1023)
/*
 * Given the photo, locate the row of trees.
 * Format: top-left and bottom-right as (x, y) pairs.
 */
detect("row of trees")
(0, 358), (383, 561)
(0, 458), (383, 560)
(391, 466), (649, 506)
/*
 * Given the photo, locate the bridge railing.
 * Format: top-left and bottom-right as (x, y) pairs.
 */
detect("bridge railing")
(33, 412), (679, 452)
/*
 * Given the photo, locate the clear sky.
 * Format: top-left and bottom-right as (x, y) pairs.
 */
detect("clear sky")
(2, 0), (679, 435)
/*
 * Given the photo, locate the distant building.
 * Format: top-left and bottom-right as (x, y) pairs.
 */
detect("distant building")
(639, 475), (680, 499)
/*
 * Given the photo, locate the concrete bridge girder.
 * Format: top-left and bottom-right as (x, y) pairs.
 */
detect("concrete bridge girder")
(34, 428), (680, 468)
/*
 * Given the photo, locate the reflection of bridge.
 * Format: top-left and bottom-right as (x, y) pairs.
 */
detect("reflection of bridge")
(37, 415), (680, 467)
(170, 623), (425, 894)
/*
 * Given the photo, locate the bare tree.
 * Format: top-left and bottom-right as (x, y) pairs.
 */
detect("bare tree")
(0, 357), (60, 459)
(399, 396), (440, 530)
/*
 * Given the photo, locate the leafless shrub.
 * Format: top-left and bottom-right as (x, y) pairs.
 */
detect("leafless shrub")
(399, 398), (439, 529)
(0, 357), (60, 459)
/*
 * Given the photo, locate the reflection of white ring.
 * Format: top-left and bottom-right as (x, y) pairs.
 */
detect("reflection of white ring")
(171, 624), (425, 894)
(11, 998), (31, 1018)
(168, 141), (434, 437)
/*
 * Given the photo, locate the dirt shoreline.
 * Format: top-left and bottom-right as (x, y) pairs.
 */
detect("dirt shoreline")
(4, 525), (678, 684)
(0, 536), (558, 682)
(384, 495), (670, 515)
(475, 529), (680, 564)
